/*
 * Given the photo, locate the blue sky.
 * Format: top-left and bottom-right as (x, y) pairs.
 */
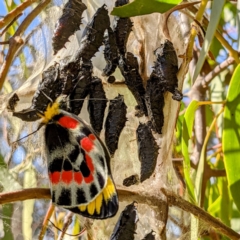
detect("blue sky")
(0, 1), (6, 16)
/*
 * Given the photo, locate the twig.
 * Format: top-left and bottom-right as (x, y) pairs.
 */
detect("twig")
(188, 50), (207, 168)
(0, 0), (38, 30)
(0, 187), (167, 208)
(162, 1), (201, 40)
(186, 0), (209, 63)
(0, 13), (22, 37)
(39, 203), (55, 240)
(0, 0), (51, 90)
(0, 40), (10, 44)
(58, 212), (74, 240)
(48, 220), (86, 237)
(215, 31), (239, 63)
(161, 188), (240, 240)
(209, 169), (226, 177)
(1, 187), (233, 239)
(197, 107), (224, 206)
(187, 5), (240, 63)
(207, 143), (222, 151)
(202, 56), (235, 88)
(0, 188), (50, 204)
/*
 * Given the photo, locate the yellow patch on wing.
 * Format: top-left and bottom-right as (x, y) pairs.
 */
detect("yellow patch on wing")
(39, 101), (60, 123)
(78, 177), (116, 216)
(79, 204), (87, 212)
(103, 177), (116, 202)
(87, 199), (96, 215)
(95, 192), (103, 214)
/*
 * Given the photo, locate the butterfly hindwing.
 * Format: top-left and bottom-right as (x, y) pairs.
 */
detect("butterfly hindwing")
(67, 176), (118, 218)
(44, 109), (118, 219)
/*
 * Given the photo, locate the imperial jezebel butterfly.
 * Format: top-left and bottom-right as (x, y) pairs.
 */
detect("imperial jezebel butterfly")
(39, 98), (118, 219)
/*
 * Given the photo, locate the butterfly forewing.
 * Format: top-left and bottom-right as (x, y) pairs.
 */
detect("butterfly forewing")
(44, 109), (118, 219)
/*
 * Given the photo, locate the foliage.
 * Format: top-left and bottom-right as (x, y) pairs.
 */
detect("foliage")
(111, 0), (182, 17)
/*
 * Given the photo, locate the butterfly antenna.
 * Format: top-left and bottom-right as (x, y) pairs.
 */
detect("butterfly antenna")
(69, 98), (109, 102)
(88, 98), (109, 101)
(11, 123), (44, 144)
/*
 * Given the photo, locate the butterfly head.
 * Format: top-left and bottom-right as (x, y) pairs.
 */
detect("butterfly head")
(38, 96), (67, 124)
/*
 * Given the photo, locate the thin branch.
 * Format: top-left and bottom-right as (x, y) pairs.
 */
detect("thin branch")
(0, 188), (50, 204)
(58, 212), (74, 240)
(48, 220), (86, 237)
(0, 187), (166, 238)
(162, 1), (201, 40)
(188, 52), (207, 168)
(0, 187), (168, 214)
(0, 0), (38, 30)
(161, 188), (240, 240)
(185, 0), (209, 63)
(172, 157), (226, 177)
(187, 5), (240, 63)
(0, 13), (22, 37)
(198, 107), (224, 206)
(39, 203), (55, 240)
(215, 31), (239, 63)
(0, 0), (51, 90)
(202, 56), (235, 88)
(207, 143), (222, 151)
(1, 187), (234, 239)
(0, 40), (10, 44)
(208, 169), (226, 177)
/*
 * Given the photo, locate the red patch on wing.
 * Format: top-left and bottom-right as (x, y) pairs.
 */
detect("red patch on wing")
(58, 116), (79, 129)
(61, 171), (73, 184)
(81, 137), (93, 152)
(74, 172), (83, 184)
(86, 154), (94, 172)
(84, 174), (94, 184)
(49, 172), (60, 184)
(89, 134), (96, 141)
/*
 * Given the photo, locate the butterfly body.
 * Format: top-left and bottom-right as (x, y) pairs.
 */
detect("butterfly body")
(41, 100), (118, 219)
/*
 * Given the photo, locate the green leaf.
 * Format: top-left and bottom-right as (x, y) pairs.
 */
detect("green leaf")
(111, 0), (182, 17)
(175, 102), (185, 154)
(207, 181), (219, 207)
(208, 178), (231, 226)
(210, 71), (227, 138)
(182, 100), (199, 203)
(2, 204), (14, 240)
(219, 178), (231, 226)
(232, 203), (240, 218)
(195, 130), (206, 205)
(195, 104), (224, 206)
(193, 0), (225, 82)
(208, 196), (221, 215)
(205, 105), (215, 128)
(223, 64), (240, 212)
(4, 0), (18, 36)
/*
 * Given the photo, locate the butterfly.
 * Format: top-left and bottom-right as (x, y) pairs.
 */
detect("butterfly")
(39, 98), (119, 219)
